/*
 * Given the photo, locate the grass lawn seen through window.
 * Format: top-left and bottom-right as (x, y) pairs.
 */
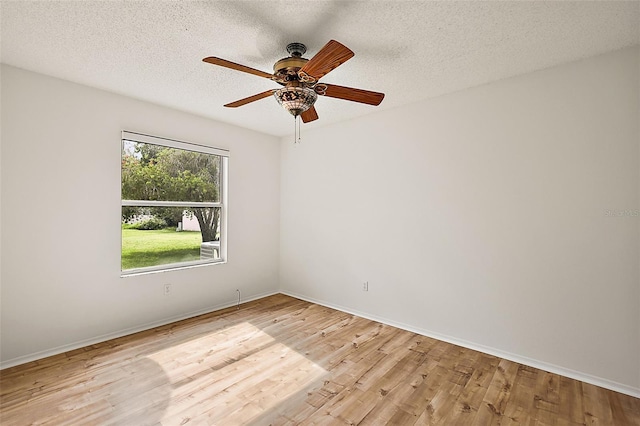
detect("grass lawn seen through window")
(122, 227), (201, 270)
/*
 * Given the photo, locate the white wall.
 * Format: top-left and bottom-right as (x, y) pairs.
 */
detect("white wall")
(2, 46), (639, 396)
(280, 47), (640, 395)
(0, 65), (281, 366)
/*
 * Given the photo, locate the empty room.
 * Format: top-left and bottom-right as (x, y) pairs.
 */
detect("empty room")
(1, 1), (639, 424)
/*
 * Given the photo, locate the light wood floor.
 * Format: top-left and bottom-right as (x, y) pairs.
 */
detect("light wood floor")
(1, 294), (638, 425)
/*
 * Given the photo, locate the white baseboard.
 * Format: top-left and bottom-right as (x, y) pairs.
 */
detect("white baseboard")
(0, 290), (279, 370)
(280, 290), (640, 399)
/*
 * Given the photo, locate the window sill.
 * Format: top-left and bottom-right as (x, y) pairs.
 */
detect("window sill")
(121, 259), (226, 278)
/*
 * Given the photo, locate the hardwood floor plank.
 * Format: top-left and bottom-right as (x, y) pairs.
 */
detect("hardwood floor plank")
(470, 357), (519, 424)
(557, 375), (585, 425)
(582, 382), (615, 424)
(502, 365), (537, 424)
(613, 389), (640, 425)
(533, 370), (561, 424)
(1, 294), (638, 425)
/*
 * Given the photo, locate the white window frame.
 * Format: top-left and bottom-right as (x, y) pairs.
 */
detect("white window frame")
(121, 131), (229, 276)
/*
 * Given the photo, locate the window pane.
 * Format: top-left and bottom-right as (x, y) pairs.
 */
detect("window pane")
(122, 140), (221, 203)
(121, 132), (226, 273)
(122, 207), (222, 271)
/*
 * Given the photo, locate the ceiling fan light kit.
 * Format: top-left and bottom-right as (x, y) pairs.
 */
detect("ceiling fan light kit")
(274, 86), (317, 117)
(203, 40), (385, 141)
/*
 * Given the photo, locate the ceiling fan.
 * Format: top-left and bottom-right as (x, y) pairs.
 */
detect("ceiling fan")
(202, 40), (385, 124)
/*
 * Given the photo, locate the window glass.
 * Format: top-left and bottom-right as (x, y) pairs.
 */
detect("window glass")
(121, 132), (227, 274)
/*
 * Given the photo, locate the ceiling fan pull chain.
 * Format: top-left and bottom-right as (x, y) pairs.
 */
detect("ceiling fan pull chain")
(295, 115), (302, 144)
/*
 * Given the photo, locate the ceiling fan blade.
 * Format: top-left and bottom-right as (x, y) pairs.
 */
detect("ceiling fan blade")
(298, 40), (354, 81)
(301, 106), (319, 123)
(319, 84), (385, 106)
(203, 57), (273, 80)
(224, 90), (275, 108)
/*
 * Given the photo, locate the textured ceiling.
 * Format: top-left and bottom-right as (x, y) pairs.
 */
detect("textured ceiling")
(1, 1), (639, 137)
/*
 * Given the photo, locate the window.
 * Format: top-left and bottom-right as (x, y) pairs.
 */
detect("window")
(121, 131), (228, 274)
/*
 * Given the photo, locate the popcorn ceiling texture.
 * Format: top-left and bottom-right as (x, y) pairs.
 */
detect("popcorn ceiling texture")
(1, 0), (638, 137)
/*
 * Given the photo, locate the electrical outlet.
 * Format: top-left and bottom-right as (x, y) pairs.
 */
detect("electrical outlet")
(164, 283), (172, 296)
(363, 281), (369, 291)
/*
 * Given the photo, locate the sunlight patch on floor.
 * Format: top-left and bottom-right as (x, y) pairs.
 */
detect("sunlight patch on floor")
(144, 322), (327, 423)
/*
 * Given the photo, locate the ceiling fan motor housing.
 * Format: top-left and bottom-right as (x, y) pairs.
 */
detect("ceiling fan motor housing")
(273, 57), (308, 79)
(274, 43), (309, 83)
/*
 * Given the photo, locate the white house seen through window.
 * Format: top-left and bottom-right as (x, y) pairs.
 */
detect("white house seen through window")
(121, 131), (228, 274)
